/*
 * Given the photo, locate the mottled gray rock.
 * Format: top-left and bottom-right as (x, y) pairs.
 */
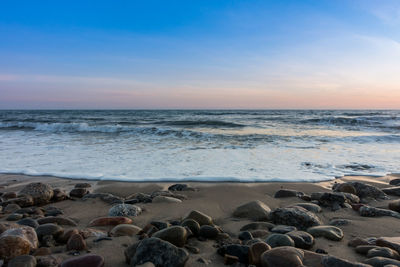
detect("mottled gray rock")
(128, 237), (189, 267)
(20, 182), (54, 205)
(329, 218), (351, 226)
(383, 187), (400, 196)
(287, 230), (314, 249)
(152, 226), (188, 247)
(359, 206), (400, 218)
(269, 206), (322, 230)
(108, 204), (142, 217)
(364, 256), (400, 267)
(36, 223), (63, 240)
(265, 233), (295, 248)
(334, 182), (387, 199)
(367, 247), (400, 259)
(290, 203), (321, 213)
(82, 193), (123, 204)
(17, 218), (39, 229)
(274, 189), (302, 198)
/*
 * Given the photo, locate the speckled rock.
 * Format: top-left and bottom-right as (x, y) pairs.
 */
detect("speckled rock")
(66, 233), (87, 251)
(269, 206), (322, 230)
(108, 204), (142, 217)
(359, 206), (400, 218)
(274, 189), (301, 198)
(290, 203), (322, 213)
(35, 223), (63, 240)
(287, 230), (314, 249)
(20, 182), (54, 205)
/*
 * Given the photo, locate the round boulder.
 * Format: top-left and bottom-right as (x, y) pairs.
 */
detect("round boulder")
(19, 182), (54, 205)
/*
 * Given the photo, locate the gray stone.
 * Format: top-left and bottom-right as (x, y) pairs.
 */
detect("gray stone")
(307, 226), (344, 241)
(183, 210), (213, 226)
(367, 247), (400, 259)
(8, 255), (36, 267)
(287, 230), (314, 249)
(20, 182), (54, 205)
(383, 187), (400, 196)
(291, 203), (321, 213)
(265, 233), (295, 248)
(181, 219), (200, 236)
(199, 225), (219, 239)
(274, 189), (301, 198)
(17, 218), (39, 229)
(240, 222), (275, 232)
(269, 206), (322, 230)
(359, 206), (400, 218)
(364, 256), (400, 267)
(260, 246), (304, 267)
(233, 200), (271, 221)
(36, 223), (63, 240)
(322, 255), (371, 267)
(217, 244), (249, 264)
(152, 226), (188, 247)
(334, 182), (387, 199)
(108, 204), (142, 217)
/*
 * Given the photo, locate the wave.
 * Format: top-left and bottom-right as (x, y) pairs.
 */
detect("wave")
(153, 120), (245, 128)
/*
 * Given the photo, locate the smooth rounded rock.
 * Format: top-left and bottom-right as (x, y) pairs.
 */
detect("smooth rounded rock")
(367, 247), (400, 259)
(60, 254), (105, 267)
(269, 206), (322, 230)
(152, 226), (188, 247)
(240, 222), (275, 232)
(287, 230), (314, 249)
(233, 200), (271, 221)
(265, 233), (295, 248)
(274, 189), (300, 198)
(183, 210), (213, 226)
(36, 223), (63, 240)
(37, 216), (77, 226)
(249, 241), (271, 266)
(0, 226), (38, 249)
(271, 225), (297, 234)
(110, 224), (141, 237)
(66, 233), (87, 251)
(389, 199), (400, 212)
(181, 219), (200, 236)
(291, 203), (322, 213)
(152, 196), (182, 203)
(69, 188), (89, 198)
(17, 218), (39, 229)
(199, 225), (219, 239)
(261, 246), (304, 267)
(0, 236), (31, 261)
(307, 226), (344, 241)
(88, 216), (133, 227)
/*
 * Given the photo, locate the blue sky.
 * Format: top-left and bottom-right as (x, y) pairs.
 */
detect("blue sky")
(0, 0), (399, 109)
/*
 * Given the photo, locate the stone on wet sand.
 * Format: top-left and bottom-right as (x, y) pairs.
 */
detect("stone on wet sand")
(334, 183), (357, 195)
(108, 204), (142, 217)
(183, 210), (213, 226)
(355, 245), (380, 255)
(75, 183), (92, 188)
(265, 233), (295, 248)
(260, 246), (304, 267)
(36, 223), (63, 240)
(359, 206), (400, 218)
(290, 203), (322, 213)
(37, 216), (77, 226)
(52, 188), (68, 201)
(181, 219), (200, 236)
(66, 233), (87, 251)
(376, 237), (400, 254)
(269, 206), (322, 230)
(69, 188), (89, 198)
(233, 200), (271, 221)
(287, 230), (314, 249)
(60, 254), (105, 267)
(240, 222), (275, 232)
(0, 226), (39, 261)
(389, 199), (400, 212)
(334, 182), (387, 199)
(238, 231), (253, 241)
(366, 247), (400, 259)
(88, 216), (133, 227)
(17, 218), (39, 229)
(307, 225), (344, 241)
(168, 184), (195, 191)
(199, 225), (219, 239)
(321, 255), (371, 267)
(4, 204), (21, 213)
(271, 225), (297, 234)
(248, 241), (271, 266)
(382, 187), (400, 196)
(390, 179), (400, 186)
(364, 256), (400, 267)
(82, 193), (123, 204)
(217, 244), (249, 264)
(329, 218), (351, 226)
(127, 237), (189, 267)
(1, 226), (38, 249)
(110, 224), (142, 237)
(8, 255), (37, 267)
(20, 182), (54, 205)
(36, 255), (63, 267)
(274, 189), (301, 198)
(152, 226), (188, 247)
(152, 195), (182, 203)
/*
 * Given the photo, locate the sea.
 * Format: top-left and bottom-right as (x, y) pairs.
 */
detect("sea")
(0, 110), (399, 182)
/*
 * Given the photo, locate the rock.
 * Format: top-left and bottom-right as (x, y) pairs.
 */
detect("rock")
(199, 225), (219, 239)
(240, 222), (275, 232)
(136, 263), (155, 267)
(355, 245), (380, 255)
(334, 183), (357, 195)
(35, 223), (63, 240)
(75, 183), (91, 188)
(364, 256), (400, 267)
(69, 188), (89, 198)
(290, 203), (321, 213)
(36, 255), (62, 267)
(274, 189), (301, 198)
(4, 204), (22, 213)
(0, 235), (31, 261)
(66, 233), (87, 251)
(17, 218), (39, 229)
(8, 255), (36, 267)
(269, 206), (322, 230)
(271, 225), (297, 234)
(88, 216), (133, 227)
(128, 237), (189, 267)
(334, 182), (387, 199)
(233, 200), (271, 221)
(181, 219), (200, 236)
(250, 230), (270, 239)
(152, 196), (182, 203)
(3, 192), (17, 199)
(316, 192), (359, 210)
(168, 184), (195, 191)
(367, 247), (400, 259)
(183, 210), (213, 226)
(389, 200), (400, 212)
(33, 247), (52, 256)
(0, 226), (38, 249)
(224, 254), (239, 265)
(329, 218), (350, 226)
(265, 233), (295, 248)
(152, 226), (188, 247)
(376, 237), (400, 254)
(20, 182), (54, 205)
(390, 179), (400, 186)
(348, 237), (375, 247)
(60, 254), (105, 267)
(238, 231), (253, 241)
(359, 206), (400, 218)
(37, 216), (77, 226)
(52, 188), (68, 201)
(260, 246), (304, 267)
(383, 187), (400, 196)
(248, 241), (270, 266)
(82, 193), (123, 204)
(150, 221), (170, 230)
(110, 224), (141, 237)
(287, 230), (314, 249)
(7, 213), (24, 221)
(217, 244), (249, 264)
(307, 226), (344, 241)
(321, 255), (371, 266)
(108, 204), (141, 217)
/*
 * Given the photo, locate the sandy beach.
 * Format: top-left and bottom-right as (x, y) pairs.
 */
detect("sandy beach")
(1, 173), (400, 266)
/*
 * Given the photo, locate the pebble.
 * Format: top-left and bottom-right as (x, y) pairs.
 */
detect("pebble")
(238, 231), (253, 241)
(274, 189), (301, 198)
(20, 182), (54, 205)
(367, 247), (400, 259)
(181, 219), (200, 236)
(183, 210), (213, 226)
(248, 241), (271, 266)
(152, 226), (188, 247)
(260, 246), (304, 267)
(290, 203), (322, 213)
(7, 213), (24, 221)
(37, 216), (77, 226)
(307, 225), (344, 241)
(217, 244), (249, 264)
(364, 256), (400, 267)
(287, 230), (314, 249)
(108, 204), (142, 217)
(36, 223), (64, 240)
(152, 195), (182, 203)
(271, 225), (297, 234)
(240, 222), (275, 231)
(69, 188), (89, 198)
(110, 224), (142, 237)
(199, 225), (219, 239)
(266, 233), (295, 248)
(88, 216), (133, 227)
(66, 233), (87, 251)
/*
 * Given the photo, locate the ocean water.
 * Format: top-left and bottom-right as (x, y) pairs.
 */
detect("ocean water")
(0, 110), (399, 182)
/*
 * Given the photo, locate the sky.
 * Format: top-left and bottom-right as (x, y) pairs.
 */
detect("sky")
(0, 0), (400, 109)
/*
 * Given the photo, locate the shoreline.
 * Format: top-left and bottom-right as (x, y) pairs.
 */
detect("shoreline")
(1, 173), (400, 266)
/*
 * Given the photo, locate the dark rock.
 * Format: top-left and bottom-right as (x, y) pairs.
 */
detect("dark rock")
(128, 237), (189, 267)
(271, 225), (297, 234)
(33, 247), (52, 256)
(390, 179), (400, 186)
(66, 233), (87, 251)
(4, 204), (21, 213)
(19, 182), (54, 205)
(3, 191), (17, 199)
(75, 183), (92, 188)
(317, 192), (359, 210)
(36, 223), (63, 240)
(199, 225), (219, 239)
(287, 230), (314, 249)
(333, 182), (387, 199)
(88, 216), (133, 227)
(36, 255), (62, 267)
(290, 203), (321, 213)
(329, 218), (350, 226)
(185, 245), (200, 254)
(60, 254), (105, 267)
(249, 230), (269, 239)
(69, 188), (89, 198)
(181, 219), (200, 236)
(240, 222), (275, 232)
(321, 255), (371, 267)
(8, 255), (36, 267)
(307, 226), (344, 241)
(364, 256), (400, 267)
(82, 193), (123, 204)
(355, 245), (379, 255)
(265, 233), (295, 248)
(359, 206), (400, 218)
(348, 237), (376, 247)
(233, 200), (271, 221)
(183, 210), (213, 226)
(168, 184), (195, 191)
(37, 216), (77, 226)
(108, 204), (141, 217)
(248, 241), (270, 266)
(52, 188), (68, 201)
(238, 231), (253, 241)
(7, 213), (24, 221)
(334, 183), (357, 195)
(224, 254), (239, 265)
(260, 246), (304, 267)
(269, 206), (322, 230)
(274, 189), (302, 198)
(217, 244), (249, 264)
(150, 221), (170, 230)
(376, 236), (400, 254)
(383, 187), (400, 196)
(367, 247), (400, 259)
(41, 234), (56, 247)
(389, 200), (400, 212)
(152, 226), (188, 247)
(17, 218), (39, 229)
